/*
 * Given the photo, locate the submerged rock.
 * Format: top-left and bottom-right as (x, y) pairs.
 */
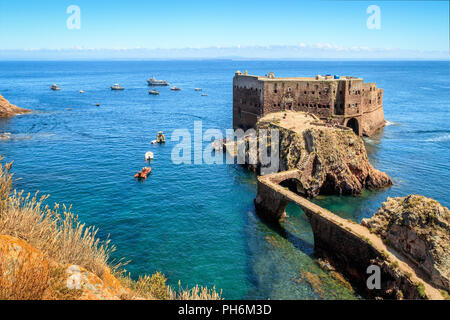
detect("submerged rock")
(0, 93), (30, 118)
(362, 195), (450, 291)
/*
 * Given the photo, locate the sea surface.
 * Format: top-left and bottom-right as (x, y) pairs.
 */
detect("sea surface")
(0, 60), (449, 299)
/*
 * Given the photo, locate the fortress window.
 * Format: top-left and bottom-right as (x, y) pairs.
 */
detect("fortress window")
(319, 91), (321, 95)
(288, 87), (291, 92)
(304, 91), (307, 94)
(274, 90), (278, 93)
(339, 91), (342, 95)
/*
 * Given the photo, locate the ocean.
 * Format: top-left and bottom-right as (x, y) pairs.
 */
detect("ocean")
(0, 60), (448, 299)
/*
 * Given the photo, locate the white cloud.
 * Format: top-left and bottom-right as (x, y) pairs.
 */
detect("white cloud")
(0, 43), (448, 60)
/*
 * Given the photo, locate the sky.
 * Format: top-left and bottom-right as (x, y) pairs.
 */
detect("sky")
(0, 0), (448, 59)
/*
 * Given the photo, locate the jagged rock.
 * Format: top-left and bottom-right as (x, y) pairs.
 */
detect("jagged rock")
(248, 112), (392, 197)
(362, 195), (450, 291)
(0, 94), (30, 118)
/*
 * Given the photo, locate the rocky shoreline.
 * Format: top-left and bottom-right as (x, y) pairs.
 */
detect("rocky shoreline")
(362, 195), (450, 292)
(0, 93), (30, 118)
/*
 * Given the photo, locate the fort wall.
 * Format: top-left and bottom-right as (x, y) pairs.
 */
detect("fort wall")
(233, 72), (386, 137)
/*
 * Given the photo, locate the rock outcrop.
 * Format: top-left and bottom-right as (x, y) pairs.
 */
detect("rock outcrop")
(239, 112), (392, 197)
(0, 94), (30, 118)
(362, 195), (450, 292)
(0, 235), (131, 300)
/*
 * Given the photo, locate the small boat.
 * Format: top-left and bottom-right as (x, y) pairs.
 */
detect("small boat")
(151, 140), (157, 145)
(134, 167), (152, 180)
(147, 77), (170, 86)
(111, 84), (125, 90)
(79, 90), (85, 93)
(156, 131), (166, 144)
(195, 88), (202, 91)
(145, 151), (154, 161)
(67, 108), (72, 111)
(149, 90), (160, 95)
(201, 93), (208, 96)
(170, 86), (181, 91)
(50, 84), (61, 91)
(95, 103), (100, 106)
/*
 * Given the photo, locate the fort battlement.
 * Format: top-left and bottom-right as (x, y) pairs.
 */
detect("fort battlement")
(233, 71), (386, 136)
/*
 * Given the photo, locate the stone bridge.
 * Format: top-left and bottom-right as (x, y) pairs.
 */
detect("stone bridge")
(254, 170), (442, 299)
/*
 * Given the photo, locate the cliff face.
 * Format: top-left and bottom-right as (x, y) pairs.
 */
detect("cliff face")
(253, 112), (392, 197)
(0, 94), (30, 118)
(362, 195), (450, 292)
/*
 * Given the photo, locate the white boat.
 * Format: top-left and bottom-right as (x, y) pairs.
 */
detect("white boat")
(149, 90), (160, 95)
(147, 77), (170, 86)
(145, 151), (154, 161)
(111, 84), (125, 90)
(201, 93), (208, 96)
(195, 88), (202, 91)
(79, 90), (85, 93)
(170, 86), (181, 91)
(50, 84), (61, 91)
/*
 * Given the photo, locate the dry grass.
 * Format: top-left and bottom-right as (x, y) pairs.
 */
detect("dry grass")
(0, 246), (49, 300)
(0, 157), (222, 300)
(0, 158), (118, 278)
(169, 282), (223, 300)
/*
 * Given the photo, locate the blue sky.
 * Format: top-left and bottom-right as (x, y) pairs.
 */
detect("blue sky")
(0, 0), (448, 59)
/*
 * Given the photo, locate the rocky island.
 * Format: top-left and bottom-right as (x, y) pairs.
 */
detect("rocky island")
(231, 111), (392, 197)
(0, 94), (30, 118)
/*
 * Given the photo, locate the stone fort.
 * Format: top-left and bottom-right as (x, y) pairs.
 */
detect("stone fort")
(233, 71), (386, 136)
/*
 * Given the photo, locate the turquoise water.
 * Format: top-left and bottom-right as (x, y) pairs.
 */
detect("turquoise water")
(0, 60), (448, 299)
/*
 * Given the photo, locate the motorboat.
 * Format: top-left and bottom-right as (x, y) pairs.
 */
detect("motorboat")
(147, 77), (170, 86)
(170, 86), (181, 91)
(149, 90), (160, 95)
(50, 84), (61, 91)
(111, 84), (125, 90)
(145, 151), (154, 161)
(134, 167), (152, 180)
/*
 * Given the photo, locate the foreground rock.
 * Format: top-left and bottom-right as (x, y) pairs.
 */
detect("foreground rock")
(0, 235), (131, 300)
(0, 94), (30, 118)
(237, 112), (392, 197)
(362, 195), (450, 292)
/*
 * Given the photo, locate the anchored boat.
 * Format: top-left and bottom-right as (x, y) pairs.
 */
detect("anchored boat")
(149, 90), (160, 95)
(134, 167), (152, 180)
(111, 84), (125, 90)
(50, 84), (61, 91)
(170, 86), (181, 91)
(147, 77), (170, 86)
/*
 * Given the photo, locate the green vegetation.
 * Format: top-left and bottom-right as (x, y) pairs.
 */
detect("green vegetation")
(440, 290), (450, 300)
(414, 282), (427, 299)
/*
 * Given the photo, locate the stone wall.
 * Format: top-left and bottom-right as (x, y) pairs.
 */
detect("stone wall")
(233, 73), (386, 137)
(255, 174), (429, 299)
